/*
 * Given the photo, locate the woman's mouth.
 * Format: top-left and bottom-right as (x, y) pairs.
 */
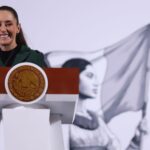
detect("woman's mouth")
(0, 33), (10, 39)
(93, 88), (98, 94)
(0, 33), (8, 36)
(0, 33), (12, 43)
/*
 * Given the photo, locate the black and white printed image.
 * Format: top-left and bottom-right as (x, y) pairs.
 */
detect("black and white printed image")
(62, 58), (120, 150)
(47, 24), (150, 150)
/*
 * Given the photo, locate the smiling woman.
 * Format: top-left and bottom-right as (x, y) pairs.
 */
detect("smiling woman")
(0, 8), (21, 50)
(0, 6), (47, 67)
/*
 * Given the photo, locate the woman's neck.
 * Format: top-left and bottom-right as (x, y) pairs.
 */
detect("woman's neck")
(76, 98), (87, 112)
(0, 43), (17, 51)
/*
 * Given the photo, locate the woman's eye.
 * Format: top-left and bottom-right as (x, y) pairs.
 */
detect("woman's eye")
(6, 23), (12, 26)
(86, 72), (94, 78)
(0, 21), (13, 27)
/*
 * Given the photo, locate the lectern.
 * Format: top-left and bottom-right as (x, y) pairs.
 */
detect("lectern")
(0, 62), (79, 150)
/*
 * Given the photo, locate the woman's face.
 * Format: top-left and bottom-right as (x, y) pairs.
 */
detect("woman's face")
(0, 10), (20, 51)
(79, 65), (99, 98)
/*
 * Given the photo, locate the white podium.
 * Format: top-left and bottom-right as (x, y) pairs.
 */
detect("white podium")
(0, 63), (79, 150)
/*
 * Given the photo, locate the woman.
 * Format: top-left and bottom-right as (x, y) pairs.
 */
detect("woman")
(0, 5), (47, 67)
(62, 58), (120, 150)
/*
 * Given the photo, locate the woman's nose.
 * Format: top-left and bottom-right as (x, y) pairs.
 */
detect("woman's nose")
(93, 81), (99, 87)
(0, 24), (7, 32)
(93, 83), (99, 87)
(93, 77), (99, 87)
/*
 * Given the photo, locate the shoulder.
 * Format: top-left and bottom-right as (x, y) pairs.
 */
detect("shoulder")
(21, 45), (44, 56)
(20, 45), (47, 67)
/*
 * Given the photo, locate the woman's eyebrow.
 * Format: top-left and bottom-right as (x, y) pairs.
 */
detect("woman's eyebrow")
(5, 20), (13, 23)
(0, 20), (12, 23)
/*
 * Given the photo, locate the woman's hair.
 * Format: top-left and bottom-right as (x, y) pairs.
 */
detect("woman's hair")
(62, 58), (92, 99)
(62, 58), (91, 73)
(0, 5), (27, 46)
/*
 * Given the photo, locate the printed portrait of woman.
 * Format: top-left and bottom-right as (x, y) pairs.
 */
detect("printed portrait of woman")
(62, 58), (121, 150)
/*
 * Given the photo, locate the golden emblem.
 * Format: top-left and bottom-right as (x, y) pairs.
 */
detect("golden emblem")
(7, 65), (46, 103)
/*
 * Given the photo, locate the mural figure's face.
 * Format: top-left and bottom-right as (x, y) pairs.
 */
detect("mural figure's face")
(79, 64), (99, 98)
(0, 10), (20, 51)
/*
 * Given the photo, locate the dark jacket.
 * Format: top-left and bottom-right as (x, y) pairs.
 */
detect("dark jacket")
(73, 110), (99, 130)
(0, 45), (47, 67)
